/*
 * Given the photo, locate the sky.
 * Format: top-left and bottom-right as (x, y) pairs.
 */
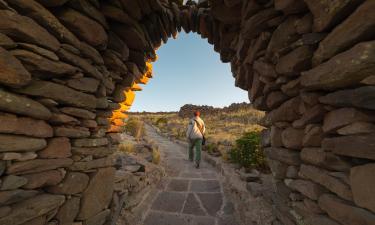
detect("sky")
(129, 32), (249, 112)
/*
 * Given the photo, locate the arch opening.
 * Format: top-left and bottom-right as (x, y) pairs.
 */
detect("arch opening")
(0, 0), (374, 225)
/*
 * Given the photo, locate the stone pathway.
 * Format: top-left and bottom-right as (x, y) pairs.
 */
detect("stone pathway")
(140, 124), (239, 225)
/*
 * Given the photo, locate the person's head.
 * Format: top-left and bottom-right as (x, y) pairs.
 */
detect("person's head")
(194, 111), (200, 117)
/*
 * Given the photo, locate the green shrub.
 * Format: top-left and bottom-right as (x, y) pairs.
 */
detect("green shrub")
(125, 118), (144, 139)
(230, 131), (266, 169)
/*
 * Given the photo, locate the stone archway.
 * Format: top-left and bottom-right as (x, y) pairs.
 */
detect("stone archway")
(0, 0), (374, 225)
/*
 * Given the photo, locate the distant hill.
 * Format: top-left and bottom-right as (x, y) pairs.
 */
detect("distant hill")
(178, 102), (253, 117)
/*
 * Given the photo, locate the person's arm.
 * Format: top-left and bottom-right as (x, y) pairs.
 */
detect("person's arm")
(186, 120), (193, 138)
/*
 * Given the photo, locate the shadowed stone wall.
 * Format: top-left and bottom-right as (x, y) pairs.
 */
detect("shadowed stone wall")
(0, 0), (374, 225)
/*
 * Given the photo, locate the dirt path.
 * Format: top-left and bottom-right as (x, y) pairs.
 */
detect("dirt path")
(139, 124), (240, 225)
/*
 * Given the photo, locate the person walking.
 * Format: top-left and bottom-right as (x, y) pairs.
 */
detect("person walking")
(186, 111), (206, 168)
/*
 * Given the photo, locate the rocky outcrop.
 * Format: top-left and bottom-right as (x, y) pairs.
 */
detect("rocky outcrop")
(0, 0), (374, 225)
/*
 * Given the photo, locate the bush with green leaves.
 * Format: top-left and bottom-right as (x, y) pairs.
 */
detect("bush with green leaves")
(230, 131), (266, 169)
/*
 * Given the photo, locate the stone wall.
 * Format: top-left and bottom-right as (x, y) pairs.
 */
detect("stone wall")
(0, 0), (374, 225)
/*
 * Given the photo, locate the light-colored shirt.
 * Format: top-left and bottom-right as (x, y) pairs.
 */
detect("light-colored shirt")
(186, 116), (206, 139)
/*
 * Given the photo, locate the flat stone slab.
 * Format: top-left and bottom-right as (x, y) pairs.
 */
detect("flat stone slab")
(182, 193), (206, 216)
(201, 172), (218, 179)
(144, 212), (188, 225)
(190, 180), (221, 192)
(197, 193), (223, 216)
(151, 191), (187, 212)
(180, 172), (202, 179)
(167, 179), (190, 192)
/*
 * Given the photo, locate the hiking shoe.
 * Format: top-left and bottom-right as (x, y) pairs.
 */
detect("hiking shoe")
(195, 162), (200, 168)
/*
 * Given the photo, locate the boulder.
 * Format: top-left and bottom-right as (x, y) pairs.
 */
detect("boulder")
(293, 104), (327, 128)
(54, 126), (90, 138)
(0, 134), (46, 153)
(60, 107), (95, 120)
(69, 157), (115, 171)
(270, 126), (283, 148)
(103, 50), (128, 75)
(302, 125), (323, 147)
(16, 43), (58, 61)
(275, 45), (313, 76)
(49, 114), (80, 125)
(253, 60), (277, 78)
(337, 122), (375, 135)
(304, 0), (363, 32)
(300, 148), (351, 172)
(119, 0), (142, 20)
(72, 138), (109, 147)
(211, 1), (241, 24)
(286, 179), (326, 200)
(101, 4), (137, 27)
(319, 194), (375, 225)
(0, 89), (51, 120)
(0, 206), (11, 218)
(56, 48), (103, 80)
(0, 33), (16, 49)
(72, 147), (116, 158)
(0, 189), (39, 206)
(84, 209), (110, 225)
(322, 134), (375, 160)
(0, 10), (60, 51)
(22, 170), (64, 189)
(35, 0), (69, 7)
(80, 119), (97, 128)
(1, 152), (37, 161)
(313, 0), (375, 64)
(266, 91), (288, 109)
(0, 194), (65, 225)
(15, 80), (97, 109)
(264, 147), (301, 166)
(267, 158), (287, 179)
(68, 0), (108, 29)
(303, 215), (341, 225)
(107, 31), (130, 60)
(241, 8), (280, 40)
(274, 0), (307, 14)
(322, 108), (375, 133)
(299, 164), (352, 201)
(77, 167), (115, 220)
(301, 41), (375, 90)
(38, 137), (71, 159)
(67, 77), (100, 93)
(281, 127), (304, 149)
(265, 97), (301, 124)
(6, 158), (73, 175)
(266, 16), (300, 61)
(47, 172), (89, 194)
(57, 8), (107, 48)
(0, 47), (30, 87)
(55, 196), (80, 225)
(0, 175), (28, 190)
(0, 113), (53, 138)
(112, 25), (148, 51)
(319, 86), (375, 110)
(350, 163), (375, 213)
(11, 49), (77, 79)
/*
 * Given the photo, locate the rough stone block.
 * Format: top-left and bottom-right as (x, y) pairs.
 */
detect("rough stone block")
(350, 163), (375, 213)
